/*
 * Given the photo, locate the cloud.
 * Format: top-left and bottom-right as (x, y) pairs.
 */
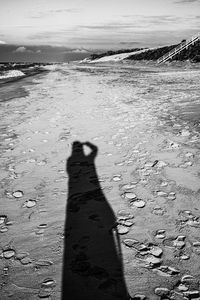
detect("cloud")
(13, 46), (43, 54)
(78, 15), (186, 33)
(79, 23), (146, 31)
(13, 46), (33, 53)
(119, 41), (141, 45)
(28, 29), (77, 41)
(50, 9), (80, 13)
(25, 13), (199, 50)
(65, 26), (200, 49)
(31, 8), (80, 19)
(65, 48), (89, 53)
(174, 0), (200, 3)
(121, 15), (182, 26)
(0, 40), (6, 44)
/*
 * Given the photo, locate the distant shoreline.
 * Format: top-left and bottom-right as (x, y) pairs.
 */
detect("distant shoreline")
(0, 68), (50, 103)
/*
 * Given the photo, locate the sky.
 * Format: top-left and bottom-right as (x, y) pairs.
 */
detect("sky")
(0, 0), (199, 61)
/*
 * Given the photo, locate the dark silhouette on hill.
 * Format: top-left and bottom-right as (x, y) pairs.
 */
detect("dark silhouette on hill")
(62, 141), (129, 300)
(127, 40), (200, 62)
(90, 40), (200, 62)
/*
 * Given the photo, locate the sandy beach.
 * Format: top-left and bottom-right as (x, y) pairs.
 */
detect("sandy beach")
(0, 61), (200, 299)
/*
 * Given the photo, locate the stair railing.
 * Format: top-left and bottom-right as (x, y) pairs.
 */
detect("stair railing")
(157, 32), (200, 64)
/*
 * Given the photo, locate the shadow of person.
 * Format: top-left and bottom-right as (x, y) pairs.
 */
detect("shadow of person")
(62, 141), (129, 300)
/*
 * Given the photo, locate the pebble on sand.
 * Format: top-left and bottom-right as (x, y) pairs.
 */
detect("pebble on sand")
(120, 183), (137, 190)
(145, 162), (154, 168)
(3, 267), (9, 276)
(35, 259), (53, 267)
(132, 294), (146, 300)
(20, 257), (32, 265)
(149, 246), (163, 257)
(154, 287), (170, 297)
(132, 200), (146, 208)
(2, 249), (15, 259)
(157, 191), (168, 197)
(160, 181), (168, 187)
(112, 175), (122, 182)
(156, 160), (167, 168)
(181, 129), (190, 137)
(38, 287), (52, 298)
(117, 210), (134, 220)
(23, 199), (36, 208)
(5, 191), (13, 198)
(156, 265), (179, 276)
(183, 291), (200, 298)
(185, 161), (193, 166)
(26, 158), (36, 163)
(185, 152), (193, 158)
(155, 233), (165, 239)
(117, 225), (130, 234)
(177, 284), (188, 292)
(145, 255), (162, 267)
(0, 227), (8, 233)
(42, 278), (56, 287)
(12, 190), (24, 198)
(38, 223), (48, 229)
(0, 215), (8, 225)
(155, 230), (166, 239)
(123, 239), (140, 248)
(168, 192), (176, 196)
(37, 160), (47, 166)
(153, 206), (165, 215)
(124, 192), (137, 200)
(169, 141), (180, 149)
(167, 195), (176, 200)
(180, 254), (190, 260)
(16, 252), (29, 260)
(173, 236), (185, 249)
(192, 241), (200, 247)
(187, 220), (200, 227)
(35, 229), (45, 235)
(181, 275), (194, 283)
(118, 220), (134, 227)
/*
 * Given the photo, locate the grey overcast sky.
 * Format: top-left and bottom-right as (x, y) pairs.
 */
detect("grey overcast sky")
(0, 0), (200, 49)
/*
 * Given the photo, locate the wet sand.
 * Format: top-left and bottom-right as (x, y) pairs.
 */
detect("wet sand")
(0, 62), (200, 299)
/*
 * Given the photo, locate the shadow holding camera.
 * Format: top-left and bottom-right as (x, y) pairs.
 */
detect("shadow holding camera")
(62, 141), (129, 300)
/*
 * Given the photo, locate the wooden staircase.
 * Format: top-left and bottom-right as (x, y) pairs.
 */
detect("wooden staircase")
(157, 32), (200, 64)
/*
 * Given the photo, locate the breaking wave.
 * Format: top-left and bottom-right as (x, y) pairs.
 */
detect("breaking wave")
(0, 70), (25, 79)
